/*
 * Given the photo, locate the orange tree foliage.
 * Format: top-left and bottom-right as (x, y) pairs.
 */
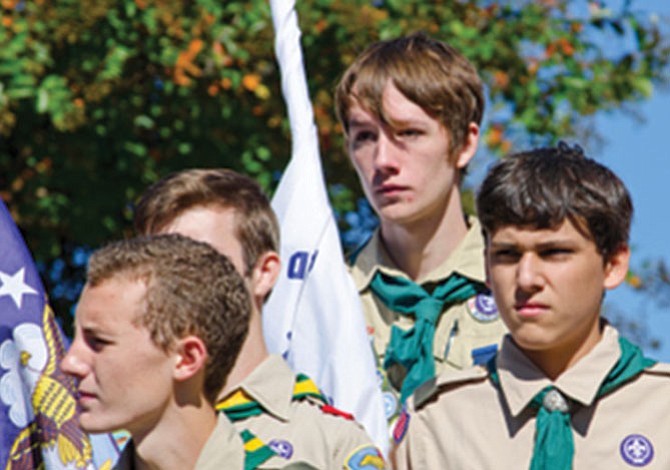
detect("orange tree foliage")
(0, 0), (669, 320)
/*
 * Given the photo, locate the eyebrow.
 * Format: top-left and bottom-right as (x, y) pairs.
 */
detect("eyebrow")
(489, 238), (577, 249)
(348, 118), (374, 129)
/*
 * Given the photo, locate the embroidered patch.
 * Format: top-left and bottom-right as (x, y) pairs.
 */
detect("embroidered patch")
(320, 404), (354, 420)
(467, 293), (499, 322)
(268, 439), (293, 460)
(393, 407), (410, 444)
(620, 434), (654, 466)
(345, 445), (385, 470)
(471, 344), (498, 366)
(382, 391), (398, 419)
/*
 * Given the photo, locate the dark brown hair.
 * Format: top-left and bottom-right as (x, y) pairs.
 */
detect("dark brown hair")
(476, 142), (633, 261)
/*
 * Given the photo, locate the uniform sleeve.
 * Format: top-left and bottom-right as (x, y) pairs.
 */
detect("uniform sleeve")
(390, 406), (414, 470)
(332, 420), (387, 470)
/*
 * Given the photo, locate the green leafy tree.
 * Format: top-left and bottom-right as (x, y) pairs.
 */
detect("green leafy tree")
(0, 0), (668, 333)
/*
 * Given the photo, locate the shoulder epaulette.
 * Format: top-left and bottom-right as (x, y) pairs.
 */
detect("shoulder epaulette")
(413, 367), (489, 410)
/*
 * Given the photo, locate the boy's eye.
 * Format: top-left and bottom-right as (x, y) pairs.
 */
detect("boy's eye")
(490, 249), (520, 263)
(84, 334), (112, 352)
(541, 248), (572, 258)
(352, 130), (376, 145)
(397, 128), (422, 139)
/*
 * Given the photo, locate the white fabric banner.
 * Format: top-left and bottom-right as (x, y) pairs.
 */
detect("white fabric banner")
(265, 0), (388, 455)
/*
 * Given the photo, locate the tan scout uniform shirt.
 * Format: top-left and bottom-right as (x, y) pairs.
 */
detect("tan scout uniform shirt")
(394, 325), (670, 469)
(225, 355), (384, 469)
(349, 218), (507, 427)
(113, 414), (244, 470)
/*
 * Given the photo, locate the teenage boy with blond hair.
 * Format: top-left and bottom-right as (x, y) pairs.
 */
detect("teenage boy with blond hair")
(62, 234), (249, 470)
(134, 169), (384, 469)
(393, 143), (670, 469)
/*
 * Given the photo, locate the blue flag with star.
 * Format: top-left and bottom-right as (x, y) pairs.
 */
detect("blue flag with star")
(0, 200), (119, 469)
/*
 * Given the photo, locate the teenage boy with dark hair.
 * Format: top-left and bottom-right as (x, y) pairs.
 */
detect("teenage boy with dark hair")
(393, 143), (670, 468)
(62, 234), (249, 470)
(334, 32), (507, 426)
(134, 169), (384, 469)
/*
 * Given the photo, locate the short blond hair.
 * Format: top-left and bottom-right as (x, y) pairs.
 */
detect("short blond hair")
(86, 234), (250, 403)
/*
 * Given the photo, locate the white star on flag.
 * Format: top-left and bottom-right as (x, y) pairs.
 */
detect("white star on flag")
(0, 267), (38, 309)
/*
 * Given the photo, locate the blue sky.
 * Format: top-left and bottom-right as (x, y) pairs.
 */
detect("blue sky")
(598, 86), (670, 361)
(462, 1), (670, 360)
(593, 0), (670, 361)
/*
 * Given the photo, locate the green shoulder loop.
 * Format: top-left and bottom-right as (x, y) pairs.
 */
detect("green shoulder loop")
(412, 377), (438, 409)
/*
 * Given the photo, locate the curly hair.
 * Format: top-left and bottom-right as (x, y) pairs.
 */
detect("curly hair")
(86, 234), (250, 402)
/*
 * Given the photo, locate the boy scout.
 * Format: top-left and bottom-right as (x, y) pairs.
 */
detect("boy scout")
(393, 143), (670, 469)
(61, 235), (249, 470)
(134, 169), (384, 469)
(334, 32), (507, 425)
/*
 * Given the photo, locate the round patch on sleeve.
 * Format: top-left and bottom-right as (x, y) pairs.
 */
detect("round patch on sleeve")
(467, 293), (499, 322)
(392, 407), (410, 444)
(620, 434), (654, 466)
(268, 439), (294, 460)
(344, 445), (385, 470)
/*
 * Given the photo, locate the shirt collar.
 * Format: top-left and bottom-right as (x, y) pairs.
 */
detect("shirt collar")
(114, 415), (244, 470)
(231, 354), (295, 421)
(350, 216), (486, 290)
(498, 324), (621, 417)
(194, 415), (245, 469)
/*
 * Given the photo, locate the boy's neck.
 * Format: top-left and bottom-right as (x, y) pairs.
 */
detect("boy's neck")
(131, 398), (217, 470)
(520, 319), (604, 381)
(219, 306), (269, 398)
(380, 203), (468, 281)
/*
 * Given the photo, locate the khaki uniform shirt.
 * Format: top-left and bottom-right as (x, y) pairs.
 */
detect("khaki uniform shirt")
(394, 326), (670, 469)
(224, 355), (385, 469)
(349, 218), (507, 428)
(113, 414), (244, 470)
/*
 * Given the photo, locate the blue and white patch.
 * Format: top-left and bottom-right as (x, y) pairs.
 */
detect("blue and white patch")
(620, 434), (654, 466)
(344, 445), (385, 469)
(382, 391), (398, 419)
(471, 344), (498, 366)
(269, 439), (294, 460)
(467, 293), (499, 322)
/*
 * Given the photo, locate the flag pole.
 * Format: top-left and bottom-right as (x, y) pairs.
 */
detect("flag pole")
(266, 0), (389, 455)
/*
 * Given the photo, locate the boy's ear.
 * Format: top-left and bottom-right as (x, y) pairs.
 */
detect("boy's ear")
(173, 335), (208, 382)
(250, 250), (281, 300)
(455, 122), (480, 170)
(603, 244), (631, 290)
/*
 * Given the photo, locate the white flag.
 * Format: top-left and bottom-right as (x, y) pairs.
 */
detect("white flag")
(264, 0), (388, 455)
